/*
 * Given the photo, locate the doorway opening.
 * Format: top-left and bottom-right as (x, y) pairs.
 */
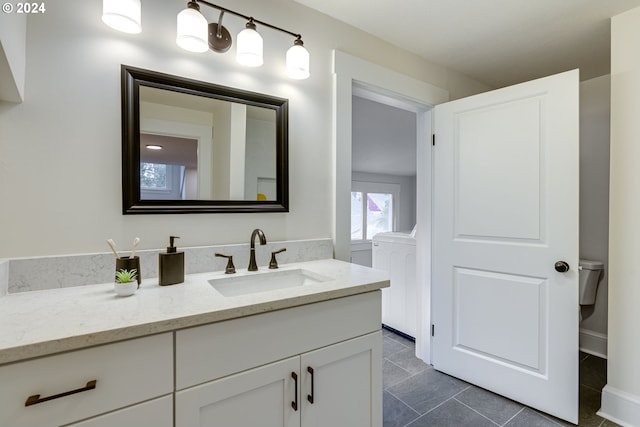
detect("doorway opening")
(349, 87), (419, 268)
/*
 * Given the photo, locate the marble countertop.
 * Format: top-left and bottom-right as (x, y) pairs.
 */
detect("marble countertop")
(0, 259), (389, 365)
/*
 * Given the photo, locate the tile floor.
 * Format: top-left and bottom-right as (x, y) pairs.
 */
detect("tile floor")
(382, 328), (620, 427)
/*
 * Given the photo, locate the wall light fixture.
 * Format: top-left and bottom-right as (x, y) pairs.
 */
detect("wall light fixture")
(102, 0), (310, 80)
(102, 0), (142, 34)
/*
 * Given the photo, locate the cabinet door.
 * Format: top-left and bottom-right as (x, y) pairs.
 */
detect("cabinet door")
(300, 332), (382, 427)
(67, 395), (172, 427)
(176, 356), (300, 427)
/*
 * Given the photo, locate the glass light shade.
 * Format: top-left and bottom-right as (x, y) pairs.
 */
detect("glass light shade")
(176, 6), (209, 53)
(236, 26), (263, 67)
(286, 43), (310, 79)
(102, 0), (141, 34)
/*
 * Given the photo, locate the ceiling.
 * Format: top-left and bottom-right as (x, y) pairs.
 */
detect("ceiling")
(352, 95), (417, 176)
(140, 134), (198, 168)
(293, 0), (640, 88)
(300, 0), (640, 177)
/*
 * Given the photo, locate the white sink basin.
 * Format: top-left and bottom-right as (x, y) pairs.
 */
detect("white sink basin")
(208, 268), (333, 297)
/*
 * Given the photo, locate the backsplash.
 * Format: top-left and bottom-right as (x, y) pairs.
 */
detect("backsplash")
(0, 260), (8, 297)
(3, 239), (333, 294)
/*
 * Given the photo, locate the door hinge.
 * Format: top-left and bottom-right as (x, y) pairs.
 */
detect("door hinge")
(432, 134), (435, 146)
(431, 324), (435, 337)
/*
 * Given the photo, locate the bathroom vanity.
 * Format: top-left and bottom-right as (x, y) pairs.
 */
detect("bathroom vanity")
(0, 259), (388, 427)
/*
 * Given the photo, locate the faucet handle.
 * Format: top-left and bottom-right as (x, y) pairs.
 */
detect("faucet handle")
(215, 253), (236, 274)
(269, 248), (287, 269)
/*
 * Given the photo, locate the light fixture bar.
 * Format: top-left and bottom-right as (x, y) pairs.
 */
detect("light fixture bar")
(196, 0), (302, 40)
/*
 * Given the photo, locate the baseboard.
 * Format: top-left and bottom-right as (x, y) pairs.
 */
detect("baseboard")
(382, 324), (415, 342)
(598, 385), (640, 427)
(579, 328), (608, 359)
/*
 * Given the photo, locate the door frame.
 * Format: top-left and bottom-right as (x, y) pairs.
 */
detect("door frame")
(332, 50), (448, 362)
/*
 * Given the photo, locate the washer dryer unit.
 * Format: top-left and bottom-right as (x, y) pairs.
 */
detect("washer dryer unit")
(372, 231), (417, 338)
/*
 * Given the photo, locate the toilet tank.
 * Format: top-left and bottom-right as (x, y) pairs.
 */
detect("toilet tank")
(579, 259), (604, 305)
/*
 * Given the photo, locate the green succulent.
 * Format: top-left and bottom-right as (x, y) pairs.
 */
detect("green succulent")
(115, 268), (138, 284)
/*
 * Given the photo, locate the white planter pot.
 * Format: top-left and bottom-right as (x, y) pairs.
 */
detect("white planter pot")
(114, 282), (138, 297)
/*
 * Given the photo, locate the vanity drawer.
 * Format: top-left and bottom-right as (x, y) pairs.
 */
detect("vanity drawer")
(176, 291), (381, 389)
(0, 333), (173, 427)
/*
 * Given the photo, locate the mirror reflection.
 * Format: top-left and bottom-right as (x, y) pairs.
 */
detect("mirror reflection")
(121, 65), (289, 214)
(139, 87), (277, 201)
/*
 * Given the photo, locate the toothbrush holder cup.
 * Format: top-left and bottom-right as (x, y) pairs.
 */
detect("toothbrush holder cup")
(115, 256), (142, 287)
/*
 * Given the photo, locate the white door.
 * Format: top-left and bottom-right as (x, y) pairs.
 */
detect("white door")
(432, 69), (579, 423)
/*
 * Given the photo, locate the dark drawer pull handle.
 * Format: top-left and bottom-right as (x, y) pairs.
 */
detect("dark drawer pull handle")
(307, 366), (314, 404)
(25, 380), (97, 407)
(291, 372), (298, 411)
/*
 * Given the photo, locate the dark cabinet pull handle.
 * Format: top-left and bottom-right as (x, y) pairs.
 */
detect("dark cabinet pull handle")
(291, 372), (298, 411)
(25, 380), (97, 407)
(307, 366), (315, 404)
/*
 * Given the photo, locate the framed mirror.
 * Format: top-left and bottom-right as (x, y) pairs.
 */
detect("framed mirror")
(121, 65), (289, 214)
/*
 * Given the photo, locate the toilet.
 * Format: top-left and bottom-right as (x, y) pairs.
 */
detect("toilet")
(579, 259), (604, 305)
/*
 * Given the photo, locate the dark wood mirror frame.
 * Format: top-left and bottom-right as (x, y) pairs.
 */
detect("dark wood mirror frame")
(121, 65), (289, 214)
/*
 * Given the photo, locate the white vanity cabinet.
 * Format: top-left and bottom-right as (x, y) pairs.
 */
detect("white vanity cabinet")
(67, 395), (173, 427)
(0, 265), (386, 427)
(0, 333), (173, 427)
(175, 292), (382, 427)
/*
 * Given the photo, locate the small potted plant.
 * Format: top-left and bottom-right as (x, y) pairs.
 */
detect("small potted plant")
(114, 268), (138, 296)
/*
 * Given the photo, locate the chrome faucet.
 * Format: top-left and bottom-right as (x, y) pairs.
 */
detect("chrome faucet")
(248, 228), (267, 271)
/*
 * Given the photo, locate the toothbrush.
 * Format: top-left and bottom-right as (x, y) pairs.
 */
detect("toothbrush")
(107, 239), (119, 258)
(129, 237), (140, 259)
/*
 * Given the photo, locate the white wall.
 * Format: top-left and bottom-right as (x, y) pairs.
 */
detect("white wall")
(600, 6), (640, 426)
(0, 0), (490, 258)
(245, 117), (277, 200)
(579, 75), (610, 358)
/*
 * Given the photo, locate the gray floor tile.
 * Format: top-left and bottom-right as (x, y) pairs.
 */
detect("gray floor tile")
(578, 385), (606, 427)
(455, 385), (524, 425)
(531, 410), (574, 427)
(382, 330), (609, 427)
(383, 359), (412, 389)
(386, 347), (429, 375)
(383, 391), (420, 427)
(383, 336), (410, 357)
(387, 368), (469, 414)
(580, 355), (607, 391)
(505, 408), (564, 427)
(407, 399), (497, 427)
(382, 328), (411, 342)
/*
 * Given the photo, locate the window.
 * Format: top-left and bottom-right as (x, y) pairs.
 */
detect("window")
(351, 181), (399, 241)
(140, 162), (186, 200)
(141, 162), (168, 190)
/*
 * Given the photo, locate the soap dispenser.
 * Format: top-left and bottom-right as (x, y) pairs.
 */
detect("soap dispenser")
(159, 236), (184, 286)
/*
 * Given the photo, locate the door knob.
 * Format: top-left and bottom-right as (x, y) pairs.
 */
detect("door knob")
(554, 261), (570, 273)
